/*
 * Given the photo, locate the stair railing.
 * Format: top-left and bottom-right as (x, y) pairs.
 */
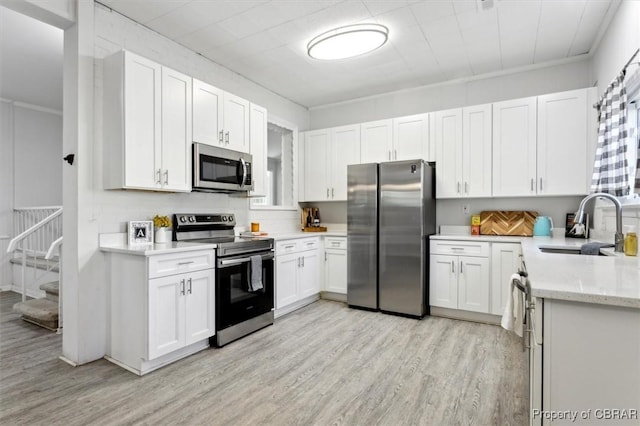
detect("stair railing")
(7, 207), (63, 303)
(46, 236), (63, 333)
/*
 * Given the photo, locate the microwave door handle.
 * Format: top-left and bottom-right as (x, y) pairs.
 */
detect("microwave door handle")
(239, 158), (247, 188)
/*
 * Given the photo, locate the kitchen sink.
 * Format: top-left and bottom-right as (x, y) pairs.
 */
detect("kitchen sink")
(538, 247), (611, 256)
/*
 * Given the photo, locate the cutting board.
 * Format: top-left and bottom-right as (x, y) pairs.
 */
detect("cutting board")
(480, 211), (538, 236)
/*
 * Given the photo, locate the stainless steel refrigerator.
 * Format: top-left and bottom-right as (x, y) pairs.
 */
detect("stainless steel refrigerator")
(347, 160), (436, 318)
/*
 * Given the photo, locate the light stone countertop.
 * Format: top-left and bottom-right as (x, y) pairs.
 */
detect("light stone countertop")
(99, 233), (217, 256)
(434, 233), (640, 309)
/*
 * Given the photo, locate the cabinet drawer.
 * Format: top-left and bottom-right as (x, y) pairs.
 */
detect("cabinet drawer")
(430, 240), (490, 257)
(324, 237), (346, 250)
(148, 250), (215, 279)
(276, 237), (319, 255)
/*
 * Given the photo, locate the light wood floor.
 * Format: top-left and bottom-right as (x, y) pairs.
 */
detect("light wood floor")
(0, 291), (528, 425)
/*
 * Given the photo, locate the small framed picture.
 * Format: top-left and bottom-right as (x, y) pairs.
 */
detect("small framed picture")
(128, 221), (154, 246)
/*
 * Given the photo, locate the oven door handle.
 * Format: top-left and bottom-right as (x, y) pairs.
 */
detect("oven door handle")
(218, 252), (274, 267)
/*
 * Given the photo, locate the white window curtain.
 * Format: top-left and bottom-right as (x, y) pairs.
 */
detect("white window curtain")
(590, 72), (630, 196)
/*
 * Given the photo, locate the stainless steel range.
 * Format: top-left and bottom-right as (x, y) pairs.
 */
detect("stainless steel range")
(173, 213), (274, 347)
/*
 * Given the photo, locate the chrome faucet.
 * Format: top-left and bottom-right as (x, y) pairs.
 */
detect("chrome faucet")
(575, 192), (624, 252)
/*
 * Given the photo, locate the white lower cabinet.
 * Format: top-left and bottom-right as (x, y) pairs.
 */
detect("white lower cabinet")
(107, 249), (215, 375)
(275, 238), (320, 312)
(430, 252), (490, 313)
(490, 243), (522, 316)
(324, 237), (347, 294)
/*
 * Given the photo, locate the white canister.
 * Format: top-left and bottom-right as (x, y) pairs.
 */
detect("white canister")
(155, 228), (171, 243)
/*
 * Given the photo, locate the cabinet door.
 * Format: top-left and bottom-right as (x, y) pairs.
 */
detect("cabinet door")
(458, 256), (490, 313)
(299, 250), (321, 298)
(435, 108), (463, 198)
(493, 97), (537, 196)
(537, 89), (588, 195)
(361, 119), (392, 163)
(304, 129), (331, 201)
(324, 249), (347, 294)
(462, 104), (492, 197)
(148, 275), (185, 360)
(223, 92), (250, 153)
(429, 255), (458, 309)
(393, 113), (430, 161)
(192, 79), (223, 146)
(330, 125), (361, 200)
(184, 269), (215, 345)
(276, 253), (299, 309)
(161, 67), (192, 192)
(249, 103), (268, 197)
(123, 52), (162, 190)
(490, 243), (522, 316)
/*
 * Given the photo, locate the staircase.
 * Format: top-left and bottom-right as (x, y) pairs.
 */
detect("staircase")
(13, 281), (60, 331)
(7, 207), (63, 333)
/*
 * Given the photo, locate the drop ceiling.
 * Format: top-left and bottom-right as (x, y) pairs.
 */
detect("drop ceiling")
(100, 0), (615, 108)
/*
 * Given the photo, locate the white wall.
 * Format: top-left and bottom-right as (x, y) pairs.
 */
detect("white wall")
(590, 0), (640, 96)
(61, 3), (310, 364)
(13, 105), (63, 207)
(309, 59), (592, 129)
(0, 101), (13, 288)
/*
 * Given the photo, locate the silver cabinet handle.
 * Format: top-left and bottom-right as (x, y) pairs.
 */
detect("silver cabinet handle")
(388, 151), (391, 161)
(451, 261), (454, 273)
(325, 252), (327, 261)
(530, 178), (534, 191)
(297, 257), (301, 267)
(164, 170), (169, 185)
(331, 242), (340, 247)
(539, 177), (543, 191)
(465, 182), (468, 194)
(394, 149), (397, 160)
(178, 261), (194, 265)
(156, 169), (162, 184)
(302, 256), (305, 267)
(187, 278), (192, 294)
(225, 131), (229, 144)
(284, 244), (295, 249)
(219, 130), (224, 144)
(331, 188), (334, 198)
(327, 188), (329, 199)
(460, 261), (463, 274)
(450, 247), (464, 252)
(180, 279), (185, 296)
(457, 182), (461, 194)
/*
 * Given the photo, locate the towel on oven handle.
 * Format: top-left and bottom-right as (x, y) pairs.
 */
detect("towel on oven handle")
(249, 254), (263, 292)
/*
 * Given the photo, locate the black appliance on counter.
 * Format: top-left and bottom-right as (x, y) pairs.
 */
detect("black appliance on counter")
(173, 213), (274, 347)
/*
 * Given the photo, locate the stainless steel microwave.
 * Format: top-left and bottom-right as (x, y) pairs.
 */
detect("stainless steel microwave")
(192, 143), (253, 192)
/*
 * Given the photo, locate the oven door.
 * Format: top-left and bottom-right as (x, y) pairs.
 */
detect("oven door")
(193, 143), (253, 192)
(216, 251), (274, 331)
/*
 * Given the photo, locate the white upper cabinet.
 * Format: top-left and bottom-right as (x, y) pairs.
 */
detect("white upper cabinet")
(330, 124), (361, 200)
(103, 50), (191, 192)
(361, 119), (392, 163)
(223, 92), (250, 153)
(492, 96), (537, 197)
(192, 79), (250, 153)
(249, 103), (268, 197)
(462, 104), (492, 198)
(360, 114), (430, 164)
(303, 125), (360, 201)
(161, 67), (192, 192)
(303, 129), (331, 201)
(393, 113), (431, 161)
(537, 88), (590, 196)
(192, 79), (223, 146)
(435, 108), (463, 198)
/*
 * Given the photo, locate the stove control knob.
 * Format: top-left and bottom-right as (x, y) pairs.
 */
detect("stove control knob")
(228, 215), (234, 222)
(179, 216), (187, 223)
(222, 216), (227, 221)
(188, 216), (195, 223)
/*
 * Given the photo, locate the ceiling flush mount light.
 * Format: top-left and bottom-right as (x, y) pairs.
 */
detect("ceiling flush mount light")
(307, 24), (389, 60)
